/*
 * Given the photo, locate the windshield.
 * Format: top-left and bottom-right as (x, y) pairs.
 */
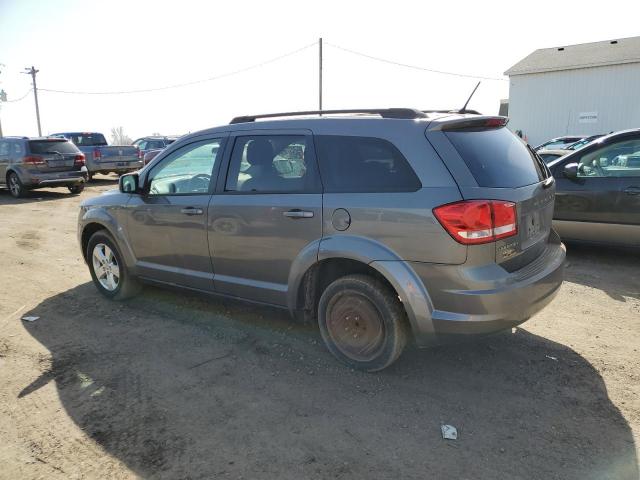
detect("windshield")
(445, 127), (546, 188)
(29, 140), (80, 154)
(68, 133), (108, 147)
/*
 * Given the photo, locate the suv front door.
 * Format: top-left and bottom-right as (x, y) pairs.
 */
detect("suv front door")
(208, 131), (322, 306)
(125, 136), (226, 290)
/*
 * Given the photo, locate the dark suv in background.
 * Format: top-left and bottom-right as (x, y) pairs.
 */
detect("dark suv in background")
(78, 109), (565, 371)
(0, 136), (87, 198)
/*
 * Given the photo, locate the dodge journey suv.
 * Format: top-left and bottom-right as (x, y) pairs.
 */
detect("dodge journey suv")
(78, 108), (565, 371)
(1, 136), (87, 198)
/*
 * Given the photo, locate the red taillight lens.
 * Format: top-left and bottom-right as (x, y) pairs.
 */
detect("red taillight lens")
(74, 153), (85, 167)
(23, 155), (45, 165)
(137, 148), (143, 160)
(93, 148), (102, 160)
(434, 200), (517, 245)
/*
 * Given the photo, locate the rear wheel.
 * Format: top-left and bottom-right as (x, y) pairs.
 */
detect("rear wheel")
(68, 184), (85, 194)
(318, 274), (408, 372)
(7, 172), (27, 198)
(87, 230), (141, 300)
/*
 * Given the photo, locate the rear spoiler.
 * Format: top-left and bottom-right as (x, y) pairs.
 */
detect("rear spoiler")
(428, 116), (508, 131)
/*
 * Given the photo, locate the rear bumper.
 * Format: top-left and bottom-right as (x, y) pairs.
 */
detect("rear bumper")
(88, 160), (143, 174)
(407, 233), (566, 345)
(20, 168), (88, 188)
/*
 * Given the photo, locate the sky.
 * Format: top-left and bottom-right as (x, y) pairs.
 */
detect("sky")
(1, 0), (639, 140)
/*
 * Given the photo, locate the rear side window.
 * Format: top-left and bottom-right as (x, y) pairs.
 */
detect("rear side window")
(445, 127), (544, 188)
(67, 133), (108, 146)
(29, 140), (79, 155)
(315, 135), (421, 193)
(225, 135), (318, 193)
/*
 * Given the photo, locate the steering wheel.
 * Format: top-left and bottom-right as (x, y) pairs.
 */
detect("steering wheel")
(190, 173), (211, 191)
(591, 159), (606, 177)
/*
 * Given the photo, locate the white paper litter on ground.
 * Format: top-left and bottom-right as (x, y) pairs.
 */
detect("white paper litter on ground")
(21, 316), (40, 322)
(441, 424), (458, 440)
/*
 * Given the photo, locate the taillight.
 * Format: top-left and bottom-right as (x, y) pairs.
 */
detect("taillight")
(137, 148), (143, 160)
(74, 153), (85, 167)
(23, 155), (45, 165)
(94, 148), (102, 160)
(433, 200), (517, 245)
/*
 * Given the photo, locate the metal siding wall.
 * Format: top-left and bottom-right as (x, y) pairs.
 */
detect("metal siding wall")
(507, 63), (640, 146)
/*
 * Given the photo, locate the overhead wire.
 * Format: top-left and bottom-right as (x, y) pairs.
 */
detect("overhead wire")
(325, 42), (507, 81)
(39, 41), (318, 95)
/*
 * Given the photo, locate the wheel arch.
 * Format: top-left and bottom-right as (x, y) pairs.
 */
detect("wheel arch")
(79, 208), (136, 268)
(287, 235), (436, 341)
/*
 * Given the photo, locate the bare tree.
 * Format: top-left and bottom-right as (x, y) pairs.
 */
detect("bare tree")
(110, 126), (133, 145)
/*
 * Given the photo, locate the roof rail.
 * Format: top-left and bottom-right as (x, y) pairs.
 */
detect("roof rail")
(422, 109), (482, 115)
(230, 108), (428, 124)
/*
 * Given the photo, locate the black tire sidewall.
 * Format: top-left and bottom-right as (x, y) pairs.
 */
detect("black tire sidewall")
(8, 173), (24, 198)
(318, 275), (407, 372)
(69, 184), (84, 194)
(87, 231), (126, 299)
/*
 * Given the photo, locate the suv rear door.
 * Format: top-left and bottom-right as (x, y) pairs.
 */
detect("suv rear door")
(208, 130), (322, 306)
(427, 118), (555, 270)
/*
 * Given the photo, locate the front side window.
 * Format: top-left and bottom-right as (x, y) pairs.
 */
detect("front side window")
(315, 135), (421, 193)
(576, 138), (640, 178)
(148, 139), (222, 195)
(0, 142), (8, 156)
(225, 135), (314, 193)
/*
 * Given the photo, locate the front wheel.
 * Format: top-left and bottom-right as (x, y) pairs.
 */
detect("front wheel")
(8, 172), (27, 198)
(68, 184), (85, 194)
(318, 274), (409, 372)
(87, 230), (141, 300)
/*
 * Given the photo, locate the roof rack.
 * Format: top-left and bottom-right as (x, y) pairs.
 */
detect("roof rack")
(230, 108), (428, 124)
(422, 109), (482, 115)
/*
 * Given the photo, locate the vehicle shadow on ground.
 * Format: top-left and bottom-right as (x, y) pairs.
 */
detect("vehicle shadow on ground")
(20, 282), (638, 479)
(565, 243), (640, 301)
(0, 188), (77, 205)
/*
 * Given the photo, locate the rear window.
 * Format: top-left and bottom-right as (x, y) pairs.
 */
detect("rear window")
(315, 135), (421, 193)
(445, 127), (544, 188)
(67, 133), (108, 146)
(29, 140), (79, 155)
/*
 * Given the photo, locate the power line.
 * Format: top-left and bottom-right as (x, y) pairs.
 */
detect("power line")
(39, 41), (318, 95)
(2, 89), (32, 102)
(326, 42), (507, 81)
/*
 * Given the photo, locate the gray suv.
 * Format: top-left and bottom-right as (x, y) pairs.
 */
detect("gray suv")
(1, 136), (88, 198)
(78, 109), (565, 371)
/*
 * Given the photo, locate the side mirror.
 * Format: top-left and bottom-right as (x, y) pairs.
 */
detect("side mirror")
(119, 173), (140, 193)
(563, 162), (578, 179)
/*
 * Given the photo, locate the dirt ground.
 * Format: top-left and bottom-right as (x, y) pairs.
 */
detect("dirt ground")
(0, 176), (639, 480)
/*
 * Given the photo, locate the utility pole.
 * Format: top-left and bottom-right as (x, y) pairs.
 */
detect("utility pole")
(0, 90), (5, 138)
(318, 37), (323, 113)
(24, 66), (41, 136)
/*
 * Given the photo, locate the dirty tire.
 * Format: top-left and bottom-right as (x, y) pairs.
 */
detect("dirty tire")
(318, 274), (408, 372)
(8, 172), (27, 198)
(87, 230), (141, 300)
(68, 184), (85, 194)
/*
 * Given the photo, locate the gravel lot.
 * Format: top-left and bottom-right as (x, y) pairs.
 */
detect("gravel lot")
(0, 177), (638, 479)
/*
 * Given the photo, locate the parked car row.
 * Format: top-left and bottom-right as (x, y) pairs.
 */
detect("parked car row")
(3, 111), (638, 370)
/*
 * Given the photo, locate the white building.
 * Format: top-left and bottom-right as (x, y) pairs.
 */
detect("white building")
(505, 36), (640, 147)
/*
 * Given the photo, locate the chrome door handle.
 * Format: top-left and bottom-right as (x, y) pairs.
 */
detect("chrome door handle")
(623, 186), (640, 196)
(181, 207), (204, 215)
(283, 209), (314, 219)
